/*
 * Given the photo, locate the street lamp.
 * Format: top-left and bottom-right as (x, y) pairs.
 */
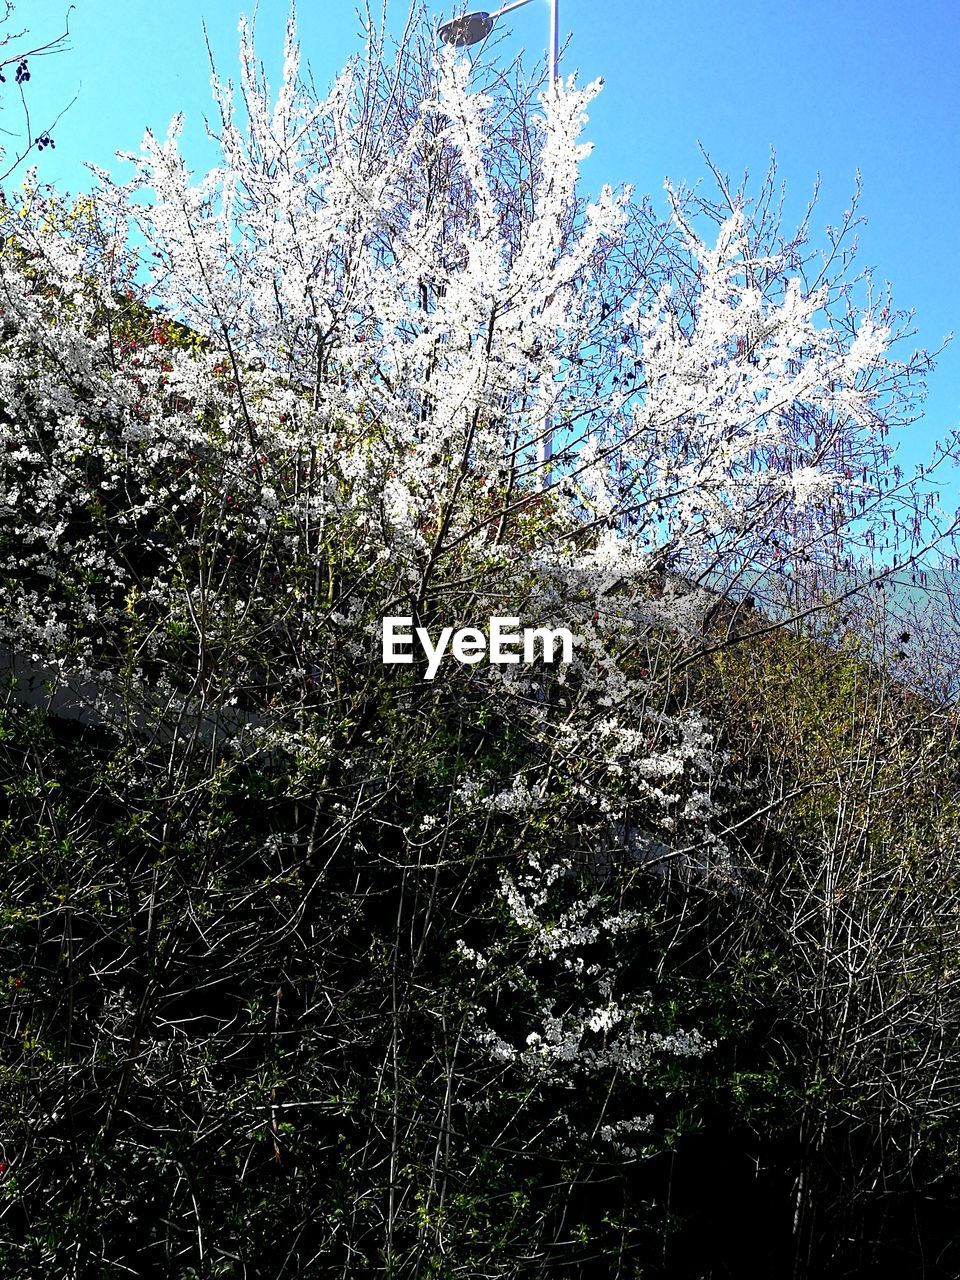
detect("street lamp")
(438, 0), (560, 477)
(439, 1), (559, 89)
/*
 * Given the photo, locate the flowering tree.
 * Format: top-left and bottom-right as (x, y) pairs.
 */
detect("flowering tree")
(0, 8), (945, 1276)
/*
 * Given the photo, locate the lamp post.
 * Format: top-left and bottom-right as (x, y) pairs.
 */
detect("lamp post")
(438, 0), (560, 479)
(438, 1), (559, 85)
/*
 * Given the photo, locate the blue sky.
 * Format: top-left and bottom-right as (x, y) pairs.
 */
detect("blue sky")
(11, 0), (960, 503)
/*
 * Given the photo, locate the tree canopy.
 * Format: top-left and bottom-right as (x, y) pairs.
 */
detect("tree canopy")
(1, 9), (959, 1278)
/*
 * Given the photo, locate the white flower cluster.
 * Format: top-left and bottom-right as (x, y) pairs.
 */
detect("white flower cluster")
(459, 846), (713, 1096)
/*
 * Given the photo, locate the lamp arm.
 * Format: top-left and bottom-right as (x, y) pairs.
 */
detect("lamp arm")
(490, 0), (538, 19)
